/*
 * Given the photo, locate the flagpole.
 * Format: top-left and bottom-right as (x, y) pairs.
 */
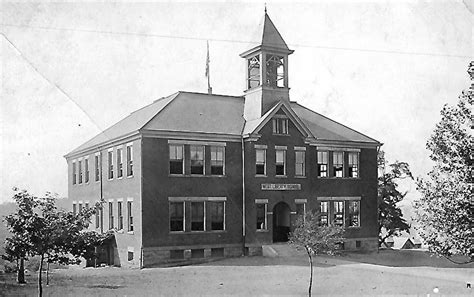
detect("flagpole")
(206, 41), (212, 94)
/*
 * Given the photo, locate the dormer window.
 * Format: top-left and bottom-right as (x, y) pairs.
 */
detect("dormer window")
(265, 54), (285, 87)
(272, 118), (288, 134)
(247, 55), (261, 89)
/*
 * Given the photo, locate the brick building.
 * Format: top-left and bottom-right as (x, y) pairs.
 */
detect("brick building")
(65, 12), (381, 268)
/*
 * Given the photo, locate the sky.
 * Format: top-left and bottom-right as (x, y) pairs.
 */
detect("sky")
(1, 1), (473, 222)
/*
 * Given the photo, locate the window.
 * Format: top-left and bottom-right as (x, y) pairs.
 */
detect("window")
(72, 161), (77, 185)
(72, 203), (77, 215)
(169, 145), (184, 175)
(333, 201), (344, 226)
(95, 154), (100, 182)
(247, 55), (260, 89)
(265, 54), (285, 87)
(348, 152), (359, 178)
(108, 150), (114, 179)
(78, 160), (83, 184)
(117, 201), (123, 230)
(320, 201), (328, 226)
(256, 203), (267, 230)
(295, 150), (305, 177)
(255, 149), (266, 175)
(272, 118), (288, 134)
(84, 158), (89, 183)
(126, 144), (133, 176)
(275, 150), (286, 176)
(191, 201), (205, 231)
(348, 201), (360, 227)
(333, 152), (344, 178)
(108, 201), (114, 229)
(78, 202), (83, 213)
(210, 146), (224, 175)
(128, 251), (134, 261)
(117, 148), (123, 178)
(190, 145), (205, 175)
(317, 151), (328, 177)
(85, 202), (89, 209)
(127, 201), (134, 232)
(209, 201), (225, 231)
(169, 202), (184, 232)
(295, 203), (305, 223)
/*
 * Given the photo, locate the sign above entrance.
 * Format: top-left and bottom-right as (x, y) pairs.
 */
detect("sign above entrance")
(261, 183), (301, 191)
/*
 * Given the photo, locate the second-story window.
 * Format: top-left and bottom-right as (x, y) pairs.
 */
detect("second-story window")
(84, 158), (89, 183)
(256, 149), (266, 175)
(275, 150), (286, 176)
(190, 145), (205, 175)
(78, 160), (83, 184)
(333, 152), (344, 178)
(348, 152), (359, 178)
(210, 146), (224, 175)
(169, 144), (184, 175)
(191, 201), (205, 231)
(317, 151), (328, 177)
(108, 150), (114, 179)
(295, 150), (305, 177)
(272, 118), (288, 134)
(72, 161), (77, 185)
(169, 202), (184, 232)
(126, 144), (133, 177)
(117, 148), (123, 178)
(95, 154), (100, 182)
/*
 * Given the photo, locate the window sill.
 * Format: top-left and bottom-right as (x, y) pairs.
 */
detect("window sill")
(126, 175), (134, 179)
(294, 175), (306, 179)
(127, 231), (135, 235)
(317, 177), (361, 180)
(168, 174), (227, 178)
(256, 229), (269, 233)
(347, 226), (361, 229)
(275, 175), (287, 178)
(117, 230), (124, 234)
(170, 231), (186, 234)
(255, 174), (267, 178)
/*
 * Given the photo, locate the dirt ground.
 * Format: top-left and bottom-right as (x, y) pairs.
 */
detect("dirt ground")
(0, 249), (472, 296)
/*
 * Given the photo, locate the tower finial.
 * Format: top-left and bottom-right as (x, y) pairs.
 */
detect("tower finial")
(264, 3), (267, 14)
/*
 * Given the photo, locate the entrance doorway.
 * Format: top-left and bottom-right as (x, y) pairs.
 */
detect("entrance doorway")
(273, 202), (291, 242)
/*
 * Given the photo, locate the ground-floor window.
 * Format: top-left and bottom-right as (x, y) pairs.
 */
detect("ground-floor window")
(348, 201), (360, 227)
(256, 203), (267, 230)
(319, 201), (328, 226)
(209, 201), (225, 231)
(127, 200), (134, 232)
(191, 202), (205, 231)
(117, 201), (124, 230)
(108, 201), (114, 230)
(295, 203), (306, 223)
(333, 201), (345, 226)
(170, 202), (184, 232)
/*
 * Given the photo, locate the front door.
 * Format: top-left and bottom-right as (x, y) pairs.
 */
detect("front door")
(273, 202), (291, 242)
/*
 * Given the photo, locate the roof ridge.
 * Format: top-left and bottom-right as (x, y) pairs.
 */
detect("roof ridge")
(291, 101), (381, 144)
(178, 90), (244, 100)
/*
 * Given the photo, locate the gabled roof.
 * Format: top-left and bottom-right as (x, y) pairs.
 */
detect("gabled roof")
(291, 102), (381, 144)
(242, 101), (313, 139)
(66, 92), (380, 158)
(393, 237), (414, 249)
(66, 92), (245, 157)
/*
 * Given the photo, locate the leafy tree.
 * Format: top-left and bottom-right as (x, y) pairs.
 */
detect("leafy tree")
(3, 189), (105, 297)
(414, 62), (473, 263)
(289, 211), (345, 297)
(377, 150), (413, 247)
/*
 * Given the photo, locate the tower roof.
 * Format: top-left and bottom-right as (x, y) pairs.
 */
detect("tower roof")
(240, 12), (294, 57)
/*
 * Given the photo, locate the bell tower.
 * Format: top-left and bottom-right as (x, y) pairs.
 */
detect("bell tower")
(241, 11), (294, 121)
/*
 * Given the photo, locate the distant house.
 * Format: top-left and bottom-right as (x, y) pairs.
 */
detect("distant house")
(382, 237), (394, 248)
(411, 237), (422, 249)
(392, 237), (415, 250)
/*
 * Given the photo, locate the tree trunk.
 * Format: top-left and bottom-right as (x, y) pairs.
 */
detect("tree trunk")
(17, 257), (26, 284)
(38, 254), (44, 297)
(46, 261), (50, 285)
(306, 247), (313, 297)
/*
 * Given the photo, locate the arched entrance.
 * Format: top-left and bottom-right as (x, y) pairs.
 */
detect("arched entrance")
(273, 202), (291, 242)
